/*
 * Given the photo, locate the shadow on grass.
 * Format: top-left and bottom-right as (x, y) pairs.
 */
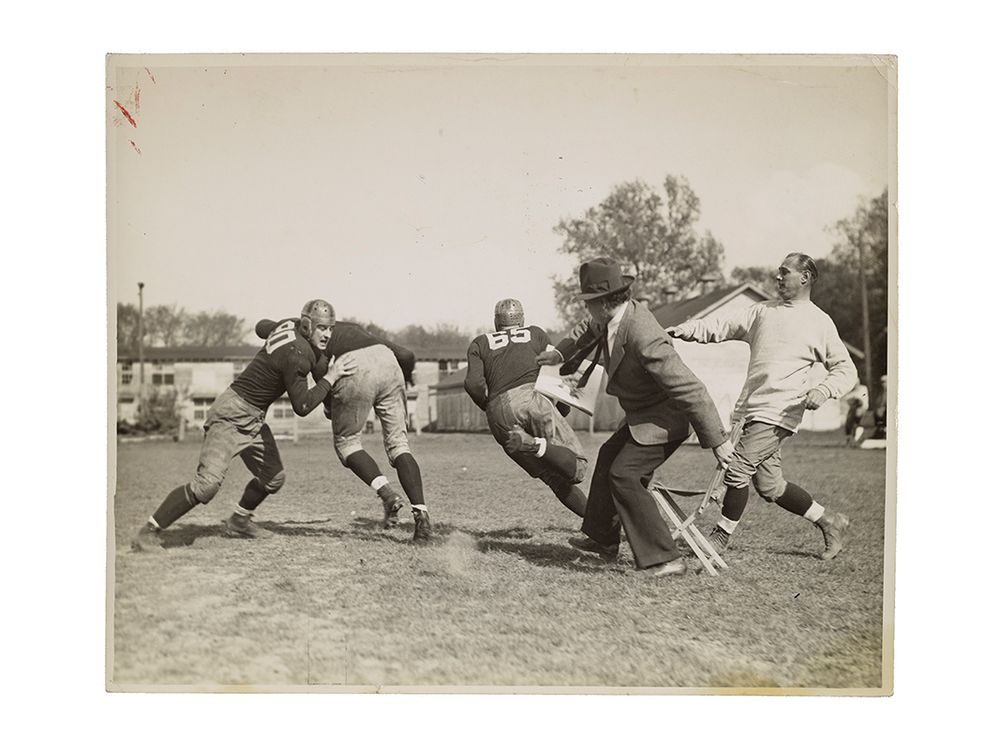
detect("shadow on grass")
(475, 537), (628, 574)
(347, 516), (616, 572)
(159, 518), (349, 548)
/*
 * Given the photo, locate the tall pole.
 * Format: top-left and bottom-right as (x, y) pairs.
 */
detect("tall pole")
(138, 282), (145, 419)
(857, 231), (875, 404)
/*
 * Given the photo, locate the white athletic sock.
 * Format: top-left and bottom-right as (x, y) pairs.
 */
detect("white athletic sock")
(148, 516), (162, 529)
(234, 506), (252, 517)
(535, 438), (547, 457)
(717, 516), (740, 534)
(804, 502), (825, 523)
(411, 504), (428, 513)
(370, 476), (389, 491)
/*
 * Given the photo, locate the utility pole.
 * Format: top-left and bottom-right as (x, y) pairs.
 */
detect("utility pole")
(138, 281), (146, 419)
(857, 231), (875, 404)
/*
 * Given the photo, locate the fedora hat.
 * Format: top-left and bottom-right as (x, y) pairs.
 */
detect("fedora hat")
(575, 257), (635, 300)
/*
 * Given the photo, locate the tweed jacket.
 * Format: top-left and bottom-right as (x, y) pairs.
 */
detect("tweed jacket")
(556, 300), (727, 448)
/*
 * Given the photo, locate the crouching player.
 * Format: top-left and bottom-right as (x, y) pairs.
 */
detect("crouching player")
(259, 311), (432, 542)
(131, 299), (356, 551)
(464, 299), (589, 518)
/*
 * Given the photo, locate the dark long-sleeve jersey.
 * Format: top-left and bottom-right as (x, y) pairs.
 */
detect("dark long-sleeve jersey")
(325, 322), (416, 386)
(255, 319), (417, 386)
(464, 325), (549, 410)
(230, 318), (332, 416)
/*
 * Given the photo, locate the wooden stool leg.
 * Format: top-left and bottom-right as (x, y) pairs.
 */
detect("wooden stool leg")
(652, 489), (718, 577)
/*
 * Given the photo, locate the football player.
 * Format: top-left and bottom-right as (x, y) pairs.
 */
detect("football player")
(257, 312), (431, 543)
(131, 300), (356, 551)
(464, 299), (589, 517)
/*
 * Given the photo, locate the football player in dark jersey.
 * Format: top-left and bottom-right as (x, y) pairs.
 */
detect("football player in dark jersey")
(131, 300), (356, 551)
(256, 315), (431, 543)
(464, 299), (588, 517)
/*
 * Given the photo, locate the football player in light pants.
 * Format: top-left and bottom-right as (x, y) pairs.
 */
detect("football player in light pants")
(667, 253), (858, 560)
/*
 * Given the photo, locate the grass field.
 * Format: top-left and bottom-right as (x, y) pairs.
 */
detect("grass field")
(110, 430), (888, 691)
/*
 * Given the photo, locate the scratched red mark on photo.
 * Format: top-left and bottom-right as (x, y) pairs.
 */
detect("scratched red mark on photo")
(114, 100), (137, 128)
(129, 140), (142, 156)
(145, 67), (156, 84)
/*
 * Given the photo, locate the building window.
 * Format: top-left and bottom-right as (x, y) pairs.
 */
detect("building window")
(193, 397), (213, 421)
(271, 398), (294, 419)
(121, 372), (133, 385)
(151, 372), (175, 386)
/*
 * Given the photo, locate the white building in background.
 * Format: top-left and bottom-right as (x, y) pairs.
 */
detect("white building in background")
(116, 341), (467, 436)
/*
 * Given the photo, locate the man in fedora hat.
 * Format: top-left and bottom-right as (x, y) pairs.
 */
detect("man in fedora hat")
(537, 258), (734, 577)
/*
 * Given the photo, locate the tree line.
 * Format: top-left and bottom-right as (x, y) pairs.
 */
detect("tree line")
(119, 178), (888, 392)
(116, 304), (475, 352)
(552, 176), (889, 389)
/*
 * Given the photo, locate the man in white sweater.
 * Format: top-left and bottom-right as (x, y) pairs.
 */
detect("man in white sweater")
(667, 253), (858, 560)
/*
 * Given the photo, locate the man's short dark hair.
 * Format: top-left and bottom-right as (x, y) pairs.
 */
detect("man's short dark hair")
(599, 287), (632, 313)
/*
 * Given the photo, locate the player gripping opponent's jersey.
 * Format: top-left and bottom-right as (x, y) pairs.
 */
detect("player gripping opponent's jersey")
(465, 299), (589, 517)
(131, 300), (357, 551)
(256, 314), (431, 543)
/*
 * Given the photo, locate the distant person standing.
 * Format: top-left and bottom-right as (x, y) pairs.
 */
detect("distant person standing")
(464, 298), (589, 518)
(667, 253), (858, 560)
(843, 382), (869, 446)
(872, 374), (888, 440)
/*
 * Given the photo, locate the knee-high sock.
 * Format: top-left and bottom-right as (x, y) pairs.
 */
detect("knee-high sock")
(394, 452), (425, 507)
(151, 484), (197, 529)
(720, 485), (750, 523)
(538, 443), (579, 481)
(237, 478), (268, 512)
(345, 451), (382, 485)
(775, 482), (813, 516)
(556, 484), (587, 518)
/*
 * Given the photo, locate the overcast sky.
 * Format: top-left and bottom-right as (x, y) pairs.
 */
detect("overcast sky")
(108, 54), (891, 335)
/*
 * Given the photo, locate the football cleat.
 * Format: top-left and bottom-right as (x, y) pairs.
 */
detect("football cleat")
(413, 509), (432, 543)
(817, 511), (849, 560)
(224, 512), (272, 539)
(131, 522), (164, 553)
(706, 526), (732, 553)
(380, 492), (405, 529)
(568, 535), (619, 562)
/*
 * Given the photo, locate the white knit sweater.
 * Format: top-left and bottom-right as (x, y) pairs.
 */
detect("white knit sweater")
(670, 299), (858, 433)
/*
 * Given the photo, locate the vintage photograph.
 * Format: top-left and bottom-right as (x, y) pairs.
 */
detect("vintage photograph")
(107, 53), (895, 693)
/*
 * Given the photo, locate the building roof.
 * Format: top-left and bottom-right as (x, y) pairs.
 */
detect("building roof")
(403, 344), (469, 362)
(118, 345), (260, 362)
(429, 367), (470, 392)
(648, 283), (771, 328)
(118, 341), (469, 364)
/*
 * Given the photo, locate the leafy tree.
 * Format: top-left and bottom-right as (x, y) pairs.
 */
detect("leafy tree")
(813, 189), (889, 395)
(117, 302), (141, 351)
(182, 310), (248, 347)
(116, 304), (249, 349)
(144, 304), (187, 346)
(394, 323), (471, 350)
(552, 176), (725, 326)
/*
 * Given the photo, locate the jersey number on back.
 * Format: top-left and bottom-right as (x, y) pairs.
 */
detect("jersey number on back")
(265, 320), (297, 354)
(486, 327), (531, 350)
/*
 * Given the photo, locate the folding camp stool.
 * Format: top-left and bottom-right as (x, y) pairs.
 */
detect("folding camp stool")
(649, 420), (744, 576)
